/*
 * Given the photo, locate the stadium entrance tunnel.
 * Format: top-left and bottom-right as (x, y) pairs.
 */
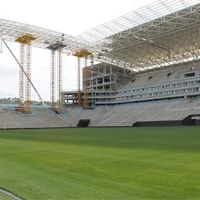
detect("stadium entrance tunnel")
(133, 115), (200, 127)
(182, 114), (200, 126)
(77, 119), (90, 127)
(133, 120), (183, 127)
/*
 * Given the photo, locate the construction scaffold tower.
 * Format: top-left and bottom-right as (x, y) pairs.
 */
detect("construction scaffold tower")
(48, 41), (65, 113)
(82, 58), (90, 109)
(16, 34), (36, 113)
(73, 49), (92, 108)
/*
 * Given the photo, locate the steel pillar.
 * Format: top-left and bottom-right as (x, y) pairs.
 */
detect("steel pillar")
(50, 50), (56, 111)
(24, 44), (31, 113)
(18, 43), (25, 112)
(83, 58), (90, 109)
(57, 48), (63, 113)
(16, 34), (36, 113)
(77, 57), (81, 106)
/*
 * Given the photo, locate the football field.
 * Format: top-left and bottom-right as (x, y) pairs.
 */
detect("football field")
(0, 127), (200, 200)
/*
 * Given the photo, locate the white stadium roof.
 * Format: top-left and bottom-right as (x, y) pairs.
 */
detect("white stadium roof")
(1, 0), (200, 72)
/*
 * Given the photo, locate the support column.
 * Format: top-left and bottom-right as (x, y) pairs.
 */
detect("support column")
(73, 49), (92, 108)
(16, 34), (36, 113)
(48, 41), (65, 113)
(57, 48), (63, 113)
(90, 55), (94, 108)
(18, 43), (25, 112)
(83, 58), (90, 109)
(50, 50), (56, 111)
(77, 57), (81, 106)
(25, 44), (31, 113)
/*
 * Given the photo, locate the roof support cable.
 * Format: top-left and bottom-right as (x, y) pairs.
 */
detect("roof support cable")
(1, 37), (46, 108)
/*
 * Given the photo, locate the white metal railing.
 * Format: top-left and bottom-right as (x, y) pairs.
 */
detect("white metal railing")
(91, 77), (200, 104)
(119, 76), (200, 93)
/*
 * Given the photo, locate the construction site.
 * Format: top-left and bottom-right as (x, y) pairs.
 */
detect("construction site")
(0, 0), (200, 128)
(1, 1), (200, 200)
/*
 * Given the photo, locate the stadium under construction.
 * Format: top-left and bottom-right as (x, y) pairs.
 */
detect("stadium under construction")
(1, 0), (200, 128)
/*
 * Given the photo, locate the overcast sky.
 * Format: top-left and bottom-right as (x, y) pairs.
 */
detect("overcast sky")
(0, 0), (155, 101)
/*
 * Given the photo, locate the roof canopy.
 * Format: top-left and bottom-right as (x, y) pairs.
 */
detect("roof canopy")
(1, 0), (200, 72)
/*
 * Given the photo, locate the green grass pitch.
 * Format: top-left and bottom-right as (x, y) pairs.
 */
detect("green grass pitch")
(0, 193), (12, 200)
(0, 127), (200, 200)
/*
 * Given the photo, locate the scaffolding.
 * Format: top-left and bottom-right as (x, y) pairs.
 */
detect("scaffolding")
(57, 48), (63, 113)
(15, 34), (36, 113)
(73, 49), (92, 107)
(1, 0), (200, 111)
(50, 50), (56, 111)
(82, 58), (90, 109)
(18, 43), (25, 112)
(25, 44), (31, 113)
(1, 0), (200, 72)
(48, 42), (65, 113)
(77, 57), (81, 106)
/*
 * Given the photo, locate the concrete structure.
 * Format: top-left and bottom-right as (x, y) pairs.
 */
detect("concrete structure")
(1, 0), (200, 127)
